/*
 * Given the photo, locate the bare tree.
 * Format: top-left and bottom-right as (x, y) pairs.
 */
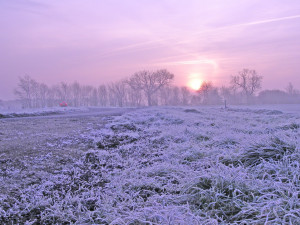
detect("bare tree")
(286, 82), (299, 96)
(127, 85), (143, 106)
(14, 75), (51, 108)
(127, 69), (174, 106)
(220, 86), (231, 101)
(108, 80), (127, 107)
(46, 86), (55, 107)
(198, 81), (212, 104)
(258, 90), (289, 104)
(220, 86), (240, 105)
(98, 85), (107, 106)
(159, 86), (183, 106)
(39, 83), (49, 107)
(13, 69), (177, 108)
(81, 85), (92, 106)
(231, 69), (263, 103)
(180, 87), (191, 105)
(170, 86), (180, 105)
(91, 88), (98, 106)
(51, 85), (62, 106)
(198, 81), (221, 105)
(159, 86), (172, 105)
(14, 75), (36, 108)
(70, 82), (81, 107)
(30, 79), (40, 108)
(60, 82), (69, 102)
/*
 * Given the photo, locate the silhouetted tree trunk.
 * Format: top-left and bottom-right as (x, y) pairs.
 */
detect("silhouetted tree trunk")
(108, 80), (127, 107)
(180, 87), (191, 105)
(14, 75), (36, 108)
(98, 85), (107, 107)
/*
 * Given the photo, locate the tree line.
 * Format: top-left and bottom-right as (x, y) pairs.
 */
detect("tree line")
(13, 68), (299, 108)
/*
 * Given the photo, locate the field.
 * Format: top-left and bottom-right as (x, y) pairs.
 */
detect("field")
(0, 105), (299, 224)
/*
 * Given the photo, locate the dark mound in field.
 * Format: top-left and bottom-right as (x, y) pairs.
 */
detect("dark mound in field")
(184, 109), (202, 114)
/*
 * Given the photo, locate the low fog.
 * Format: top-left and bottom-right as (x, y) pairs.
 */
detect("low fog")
(1, 68), (299, 111)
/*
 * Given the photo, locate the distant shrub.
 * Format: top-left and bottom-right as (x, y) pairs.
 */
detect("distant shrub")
(255, 109), (283, 115)
(266, 110), (283, 115)
(184, 109), (202, 114)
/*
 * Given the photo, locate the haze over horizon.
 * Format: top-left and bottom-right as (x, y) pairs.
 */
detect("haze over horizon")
(1, 0), (300, 100)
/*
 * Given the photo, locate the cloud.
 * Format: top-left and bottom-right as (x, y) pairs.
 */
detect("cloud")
(0, 0), (51, 15)
(229, 14), (300, 28)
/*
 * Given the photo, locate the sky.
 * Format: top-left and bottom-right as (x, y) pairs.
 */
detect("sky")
(1, 0), (300, 100)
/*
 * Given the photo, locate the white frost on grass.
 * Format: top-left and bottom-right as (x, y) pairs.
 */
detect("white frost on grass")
(0, 105), (299, 224)
(0, 106), (90, 118)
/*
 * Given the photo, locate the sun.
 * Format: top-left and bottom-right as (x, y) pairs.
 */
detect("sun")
(187, 74), (202, 91)
(188, 79), (202, 91)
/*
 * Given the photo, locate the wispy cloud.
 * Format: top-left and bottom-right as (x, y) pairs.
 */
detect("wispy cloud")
(234, 14), (300, 27)
(96, 14), (300, 60)
(154, 59), (218, 67)
(0, 0), (50, 12)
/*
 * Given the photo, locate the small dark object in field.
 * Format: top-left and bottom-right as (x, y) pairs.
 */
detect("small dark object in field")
(184, 109), (201, 114)
(59, 101), (68, 107)
(266, 110), (283, 115)
(255, 109), (283, 115)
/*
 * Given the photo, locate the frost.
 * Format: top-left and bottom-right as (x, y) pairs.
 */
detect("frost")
(0, 106), (300, 224)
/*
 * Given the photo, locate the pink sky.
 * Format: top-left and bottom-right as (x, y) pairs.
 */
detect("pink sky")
(1, 0), (300, 100)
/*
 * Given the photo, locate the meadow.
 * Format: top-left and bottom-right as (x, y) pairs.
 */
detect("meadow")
(0, 105), (299, 224)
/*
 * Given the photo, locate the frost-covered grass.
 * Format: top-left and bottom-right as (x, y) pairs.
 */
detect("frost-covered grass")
(0, 106), (300, 224)
(0, 107), (134, 119)
(0, 106), (89, 118)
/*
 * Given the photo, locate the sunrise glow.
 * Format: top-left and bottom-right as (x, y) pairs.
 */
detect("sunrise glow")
(187, 73), (203, 91)
(188, 79), (202, 91)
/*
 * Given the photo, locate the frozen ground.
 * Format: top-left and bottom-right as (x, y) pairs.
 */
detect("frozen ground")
(229, 104), (300, 113)
(0, 106), (131, 118)
(0, 105), (299, 224)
